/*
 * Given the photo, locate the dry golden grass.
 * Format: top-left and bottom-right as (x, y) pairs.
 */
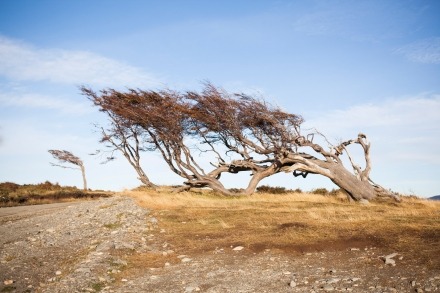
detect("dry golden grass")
(125, 187), (440, 269)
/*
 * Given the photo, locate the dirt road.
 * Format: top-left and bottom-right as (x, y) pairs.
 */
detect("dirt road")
(0, 201), (83, 219)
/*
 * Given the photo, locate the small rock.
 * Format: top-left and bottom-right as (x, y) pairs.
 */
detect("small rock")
(289, 280), (297, 287)
(123, 243), (135, 250)
(232, 246), (244, 251)
(382, 253), (398, 266)
(350, 248), (360, 251)
(416, 289), (424, 293)
(322, 284), (334, 291)
(385, 253), (398, 259)
(384, 258), (396, 266)
(327, 278), (341, 284)
(181, 258), (192, 263)
(411, 280), (416, 287)
(46, 228), (55, 233)
(55, 270), (62, 275)
(359, 199), (369, 205)
(3, 280), (14, 285)
(185, 286), (200, 292)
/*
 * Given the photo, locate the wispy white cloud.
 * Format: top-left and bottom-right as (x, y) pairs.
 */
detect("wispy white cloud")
(305, 94), (440, 164)
(306, 94), (440, 133)
(0, 90), (92, 115)
(395, 37), (440, 64)
(0, 36), (162, 88)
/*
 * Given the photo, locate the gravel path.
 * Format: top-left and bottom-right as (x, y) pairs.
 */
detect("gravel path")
(1, 196), (439, 293)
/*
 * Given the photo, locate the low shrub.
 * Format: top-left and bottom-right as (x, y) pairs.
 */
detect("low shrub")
(0, 181), (111, 207)
(311, 188), (329, 195)
(256, 185), (288, 194)
(229, 188), (244, 194)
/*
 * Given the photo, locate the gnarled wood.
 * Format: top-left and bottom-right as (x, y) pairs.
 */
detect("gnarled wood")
(83, 83), (399, 202)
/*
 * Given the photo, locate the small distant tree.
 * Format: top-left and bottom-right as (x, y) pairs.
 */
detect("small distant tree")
(48, 150), (87, 191)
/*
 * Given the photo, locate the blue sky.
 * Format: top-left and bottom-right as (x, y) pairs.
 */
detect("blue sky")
(0, 0), (439, 197)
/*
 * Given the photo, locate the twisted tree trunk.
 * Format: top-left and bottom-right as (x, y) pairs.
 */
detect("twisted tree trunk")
(80, 164), (87, 191)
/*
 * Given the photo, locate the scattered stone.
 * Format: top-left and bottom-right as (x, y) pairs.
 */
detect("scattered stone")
(358, 199), (369, 205)
(384, 258), (396, 266)
(385, 253), (398, 259)
(181, 258), (192, 263)
(4, 280), (14, 285)
(233, 246), (244, 251)
(327, 278), (341, 284)
(55, 270), (62, 275)
(322, 284), (334, 291)
(185, 286), (201, 292)
(381, 253), (398, 266)
(350, 248), (360, 251)
(289, 280), (297, 287)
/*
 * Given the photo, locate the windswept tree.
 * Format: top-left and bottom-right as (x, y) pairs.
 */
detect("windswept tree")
(82, 87), (156, 188)
(48, 149), (87, 191)
(82, 86), (231, 193)
(83, 83), (399, 202)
